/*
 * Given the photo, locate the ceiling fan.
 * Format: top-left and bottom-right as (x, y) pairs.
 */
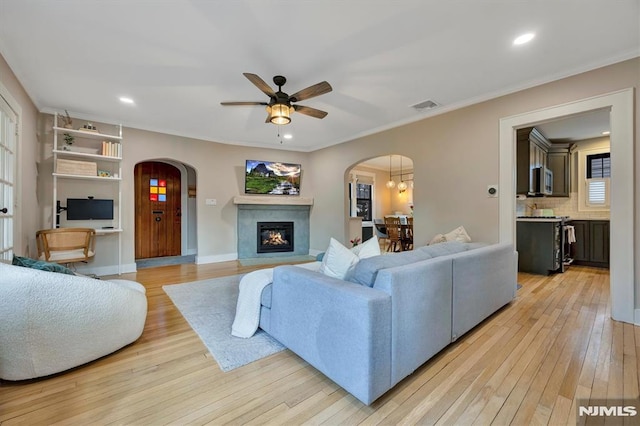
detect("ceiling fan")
(221, 73), (332, 125)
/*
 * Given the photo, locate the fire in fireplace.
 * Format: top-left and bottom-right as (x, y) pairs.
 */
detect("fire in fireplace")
(257, 221), (294, 253)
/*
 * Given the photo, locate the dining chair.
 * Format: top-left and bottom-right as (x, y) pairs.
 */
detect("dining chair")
(384, 216), (403, 252)
(403, 216), (414, 250)
(373, 218), (389, 250)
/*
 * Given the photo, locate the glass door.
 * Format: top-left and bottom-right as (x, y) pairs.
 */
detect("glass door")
(0, 95), (16, 262)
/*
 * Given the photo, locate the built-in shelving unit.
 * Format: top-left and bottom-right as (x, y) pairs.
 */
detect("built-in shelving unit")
(52, 114), (123, 273)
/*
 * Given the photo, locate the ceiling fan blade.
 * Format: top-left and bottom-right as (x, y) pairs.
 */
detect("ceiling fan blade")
(220, 101), (268, 106)
(289, 81), (332, 102)
(293, 104), (328, 119)
(243, 73), (276, 97)
(265, 114), (272, 123)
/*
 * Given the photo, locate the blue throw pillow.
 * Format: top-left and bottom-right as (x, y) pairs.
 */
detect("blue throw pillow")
(12, 255), (76, 275)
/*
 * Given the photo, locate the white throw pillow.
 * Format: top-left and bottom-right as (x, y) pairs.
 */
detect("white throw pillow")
(319, 238), (359, 279)
(351, 235), (380, 259)
(429, 233), (446, 245)
(444, 226), (472, 243)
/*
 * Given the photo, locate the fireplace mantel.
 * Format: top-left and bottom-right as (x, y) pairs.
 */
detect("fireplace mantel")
(233, 195), (314, 206)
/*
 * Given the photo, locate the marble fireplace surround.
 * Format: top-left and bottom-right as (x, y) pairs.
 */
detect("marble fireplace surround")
(234, 196), (313, 259)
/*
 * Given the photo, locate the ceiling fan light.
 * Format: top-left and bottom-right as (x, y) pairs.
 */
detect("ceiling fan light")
(269, 103), (291, 125)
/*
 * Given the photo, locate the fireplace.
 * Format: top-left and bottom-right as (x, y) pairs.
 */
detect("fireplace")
(257, 221), (294, 253)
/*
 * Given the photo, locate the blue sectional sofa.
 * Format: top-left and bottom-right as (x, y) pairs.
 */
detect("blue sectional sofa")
(258, 241), (518, 405)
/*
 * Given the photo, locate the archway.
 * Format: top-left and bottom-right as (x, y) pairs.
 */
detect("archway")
(345, 155), (414, 248)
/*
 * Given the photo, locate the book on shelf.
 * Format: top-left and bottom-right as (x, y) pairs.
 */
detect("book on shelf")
(101, 141), (121, 157)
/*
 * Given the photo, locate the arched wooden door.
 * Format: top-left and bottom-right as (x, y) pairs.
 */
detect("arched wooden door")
(135, 162), (181, 259)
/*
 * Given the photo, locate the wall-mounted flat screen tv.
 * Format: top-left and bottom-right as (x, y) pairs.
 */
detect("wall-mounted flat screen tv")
(66, 198), (114, 220)
(245, 160), (301, 195)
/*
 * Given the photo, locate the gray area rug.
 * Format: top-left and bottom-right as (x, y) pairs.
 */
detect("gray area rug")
(162, 275), (285, 372)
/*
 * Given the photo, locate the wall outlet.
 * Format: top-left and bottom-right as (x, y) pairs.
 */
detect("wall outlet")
(487, 185), (498, 198)
(205, 198), (217, 206)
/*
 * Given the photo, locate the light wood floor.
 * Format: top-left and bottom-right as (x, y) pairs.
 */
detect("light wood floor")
(0, 263), (635, 425)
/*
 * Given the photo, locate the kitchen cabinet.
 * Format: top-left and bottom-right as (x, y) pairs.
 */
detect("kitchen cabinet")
(516, 220), (562, 275)
(570, 220), (609, 268)
(516, 127), (551, 195)
(547, 150), (570, 197)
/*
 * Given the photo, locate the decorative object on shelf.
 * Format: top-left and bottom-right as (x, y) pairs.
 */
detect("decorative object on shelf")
(386, 155), (396, 189)
(62, 133), (74, 151)
(56, 159), (98, 176)
(101, 141), (121, 157)
(97, 170), (112, 178)
(58, 110), (73, 129)
(80, 122), (98, 132)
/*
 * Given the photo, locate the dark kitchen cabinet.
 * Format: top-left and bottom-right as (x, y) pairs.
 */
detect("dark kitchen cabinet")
(517, 221), (561, 275)
(571, 220), (609, 268)
(516, 127), (551, 195)
(547, 151), (570, 197)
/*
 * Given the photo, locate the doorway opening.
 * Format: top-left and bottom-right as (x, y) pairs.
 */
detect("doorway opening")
(500, 89), (634, 324)
(134, 160), (197, 268)
(345, 155), (414, 250)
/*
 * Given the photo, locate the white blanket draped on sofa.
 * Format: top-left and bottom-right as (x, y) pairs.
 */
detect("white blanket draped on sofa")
(231, 261), (321, 338)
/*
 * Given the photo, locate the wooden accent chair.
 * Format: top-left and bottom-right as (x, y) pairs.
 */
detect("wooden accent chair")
(384, 216), (403, 252)
(36, 228), (96, 267)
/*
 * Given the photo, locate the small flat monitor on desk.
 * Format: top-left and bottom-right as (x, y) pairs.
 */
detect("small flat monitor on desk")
(66, 198), (114, 220)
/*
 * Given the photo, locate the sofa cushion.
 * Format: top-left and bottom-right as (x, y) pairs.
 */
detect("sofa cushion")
(417, 241), (470, 257)
(429, 233), (447, 245)
(351, 235), (381, 259)
(351, 241), (473, 288)
(12, 255), (75, 275)
(350, 250), (432, 287)
(444, 226), (472, 243)
(319, 238), (359, 279)
(319, 236), (380, 280)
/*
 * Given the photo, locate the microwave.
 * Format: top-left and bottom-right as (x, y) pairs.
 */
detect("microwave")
(531, 167), (553, 196)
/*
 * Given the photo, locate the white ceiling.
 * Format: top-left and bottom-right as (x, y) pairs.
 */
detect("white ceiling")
(0, 1), (637, 152)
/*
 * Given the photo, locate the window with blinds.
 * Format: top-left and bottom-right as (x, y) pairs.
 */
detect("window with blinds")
(354, 183), (372, 221)
(586, 152), (610, 207)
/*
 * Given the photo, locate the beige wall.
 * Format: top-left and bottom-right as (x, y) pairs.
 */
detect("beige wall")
(0, 53), (39, 257)
(308, 58), (639, 251)
(35, 115), (311, 269)
(2, 52), (638, 296)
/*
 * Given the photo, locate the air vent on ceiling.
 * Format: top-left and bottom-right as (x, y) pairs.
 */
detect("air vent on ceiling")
(411, 99), (440, 110)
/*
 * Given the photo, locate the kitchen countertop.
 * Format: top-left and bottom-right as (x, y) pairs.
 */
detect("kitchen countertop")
(516, 217), (568, 222)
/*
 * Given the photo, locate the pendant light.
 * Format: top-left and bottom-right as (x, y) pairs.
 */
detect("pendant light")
(398, 156), (408, 193)
(385, 155), (396, 189)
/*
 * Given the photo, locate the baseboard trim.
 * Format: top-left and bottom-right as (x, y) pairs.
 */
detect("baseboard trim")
(196, 253), (238, 264)
(75, 262), (137, 277)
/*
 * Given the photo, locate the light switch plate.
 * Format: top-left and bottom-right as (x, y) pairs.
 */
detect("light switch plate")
(205, 198), (217, 206)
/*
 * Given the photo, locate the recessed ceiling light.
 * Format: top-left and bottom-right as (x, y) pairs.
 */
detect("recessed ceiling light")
(119, 97), (134, 104)
(602, 131), (610, 135)
(283, 134), (293, 140)
(513, 33), (535, 45)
